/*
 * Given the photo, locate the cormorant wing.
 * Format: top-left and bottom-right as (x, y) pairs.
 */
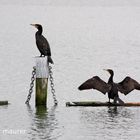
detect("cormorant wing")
(36, 35), (51, 56)
(117, 76), (140, 95)
(78, 76), (111, 94)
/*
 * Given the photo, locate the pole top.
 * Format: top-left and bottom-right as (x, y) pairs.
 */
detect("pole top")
(35, 57), (49, 78)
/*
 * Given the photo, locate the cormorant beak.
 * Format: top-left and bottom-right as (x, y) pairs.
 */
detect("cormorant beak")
(103, 69), (110, 73)
(30, 24), (37, 28)
(103, 69), (108, 71)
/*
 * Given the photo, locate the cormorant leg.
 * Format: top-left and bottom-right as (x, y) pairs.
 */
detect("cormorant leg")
(107, 98), (112, 104)
(114, 97), (117, 104)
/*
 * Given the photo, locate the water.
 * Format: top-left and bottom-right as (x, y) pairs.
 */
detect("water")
(0, 1), (140, 140)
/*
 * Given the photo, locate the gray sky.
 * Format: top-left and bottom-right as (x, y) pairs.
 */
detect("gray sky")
(0, 0), (140, 6)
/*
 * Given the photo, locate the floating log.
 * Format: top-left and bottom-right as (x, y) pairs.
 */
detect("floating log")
(35, 57), (49, 106)
(66, 101), (140, 107)
(0, 101), (8, 105)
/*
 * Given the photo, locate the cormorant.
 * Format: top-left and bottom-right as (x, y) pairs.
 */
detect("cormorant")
(31, 24), (54, 64)
(78, 69), (140, 104)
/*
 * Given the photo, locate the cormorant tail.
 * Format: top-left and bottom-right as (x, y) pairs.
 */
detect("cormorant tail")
(117, 97), (124, 105)
(48, 56), (54, 64)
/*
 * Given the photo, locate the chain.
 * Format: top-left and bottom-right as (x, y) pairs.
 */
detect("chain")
(49, 65), (58, 106)
(25, 66), (36, 104)
(25, 65), (58, 106)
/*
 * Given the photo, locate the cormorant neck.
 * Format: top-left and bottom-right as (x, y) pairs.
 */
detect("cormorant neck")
(36, 27), (43, 35)
(108, 72), (114, 83)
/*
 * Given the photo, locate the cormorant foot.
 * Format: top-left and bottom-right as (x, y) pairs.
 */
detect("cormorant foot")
(107, 102), (113, 105)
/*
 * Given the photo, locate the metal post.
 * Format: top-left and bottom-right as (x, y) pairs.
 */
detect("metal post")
(35, 57), (49, 106)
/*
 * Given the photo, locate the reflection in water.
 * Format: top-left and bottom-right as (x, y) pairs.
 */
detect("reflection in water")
(0, 105), (8, 110)
(26, 105), (60, 140)
(107, 106), (118, 118)
(107, 106), (134, 120)
(79, 107), (135, 139)
(80, 107), (134, 123)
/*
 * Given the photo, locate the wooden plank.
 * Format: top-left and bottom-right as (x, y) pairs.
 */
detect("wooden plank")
(66, 101), (140, 107)
(0, 101), (8, 105)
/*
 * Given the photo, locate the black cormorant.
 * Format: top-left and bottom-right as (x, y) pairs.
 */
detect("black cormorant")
(31, 24), (54, 64)
(78, 69), (140, 104)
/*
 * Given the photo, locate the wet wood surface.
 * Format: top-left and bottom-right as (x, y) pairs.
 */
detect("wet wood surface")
(66, 101), (140, 107)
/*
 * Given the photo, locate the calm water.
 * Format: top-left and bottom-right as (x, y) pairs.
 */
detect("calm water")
(0, 1), (140, 140)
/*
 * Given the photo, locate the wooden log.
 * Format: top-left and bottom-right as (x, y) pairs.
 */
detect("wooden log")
(35, 57), (49, 106)
(66, 101), (140, 107)
(0, 101), (8, 105)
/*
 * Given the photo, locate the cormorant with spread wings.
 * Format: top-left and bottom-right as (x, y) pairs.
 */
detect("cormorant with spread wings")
(78, 69), (140, 104)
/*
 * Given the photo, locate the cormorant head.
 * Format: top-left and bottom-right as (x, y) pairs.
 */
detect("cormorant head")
(103, 69), (114, 76)
(30, 24), (42, 31)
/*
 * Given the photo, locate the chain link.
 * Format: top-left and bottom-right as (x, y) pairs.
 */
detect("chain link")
(49, 65), (58, 106)
(25, 66), (36, 104)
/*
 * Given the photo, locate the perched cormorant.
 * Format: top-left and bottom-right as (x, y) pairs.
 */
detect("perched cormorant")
(31, 24), (54, 64)
(78, 69), (140, 104)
